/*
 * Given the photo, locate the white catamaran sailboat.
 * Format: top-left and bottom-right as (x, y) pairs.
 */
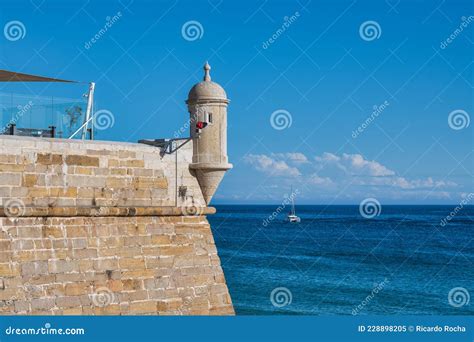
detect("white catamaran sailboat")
(287, 188), (301, 223)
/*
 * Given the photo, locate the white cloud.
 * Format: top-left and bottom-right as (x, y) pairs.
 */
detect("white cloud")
(315, 152), (395, 176)
(315, 152), (340, 163)
(308, 173), (333, 186)
(244, 154), (301, 177)
(405, 177), (456, 189)
(243, 151), (457, 200)
(272, 152), (309, 164)
(352, 176), (456, 190)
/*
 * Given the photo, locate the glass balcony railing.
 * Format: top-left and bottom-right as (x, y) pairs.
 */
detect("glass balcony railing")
(0, 92), (92, 139)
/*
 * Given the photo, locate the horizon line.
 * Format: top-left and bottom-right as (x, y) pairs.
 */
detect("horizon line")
(211, 203), (473, 206)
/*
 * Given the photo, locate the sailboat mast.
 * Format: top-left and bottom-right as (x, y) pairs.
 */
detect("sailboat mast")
(290, 186), (295, 215)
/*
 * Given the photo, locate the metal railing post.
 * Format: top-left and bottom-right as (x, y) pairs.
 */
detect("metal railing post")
(9, 124), (16, 136)
(49, 126), (56, 138)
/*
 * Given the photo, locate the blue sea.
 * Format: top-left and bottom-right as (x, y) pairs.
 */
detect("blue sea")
(209, 205), (474, 315)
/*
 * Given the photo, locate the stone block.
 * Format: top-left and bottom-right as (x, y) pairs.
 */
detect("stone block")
(21, 261), (48, 277)
(36, 153), (63, 165)
(65, 283), (89, 296)
(22, 174), (37, 187)
(65, 155), (99, 167)
(129, 300), (157, 314)
(31, 298), (55, 310)
(14, 300), (30, 312)
(120, 160), (144, 168)
(156, 298), (182, 311)
(119, 258), (145, 270)
(56, 296), (82, 308)
(48, 260), (79, 274)
(0, 173), (21, 186)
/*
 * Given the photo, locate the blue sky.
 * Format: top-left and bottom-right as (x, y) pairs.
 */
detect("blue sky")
(0, 0), (472, 204)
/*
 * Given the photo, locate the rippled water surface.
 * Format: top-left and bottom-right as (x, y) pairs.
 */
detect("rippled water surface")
(209, 205), (474, 315)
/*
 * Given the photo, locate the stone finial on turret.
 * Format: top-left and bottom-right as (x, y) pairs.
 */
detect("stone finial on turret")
(203, 61), (211, 81)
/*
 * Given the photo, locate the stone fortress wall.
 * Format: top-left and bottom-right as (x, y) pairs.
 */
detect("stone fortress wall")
(0, 134), (234, 315)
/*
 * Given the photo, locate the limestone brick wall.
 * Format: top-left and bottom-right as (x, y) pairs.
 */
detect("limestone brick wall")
(0, 214), (233, 315)
(0, 136), (234, 315)
(0, 135), (205, 209)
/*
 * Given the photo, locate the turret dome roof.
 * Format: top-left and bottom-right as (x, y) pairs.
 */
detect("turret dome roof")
(187, 62), (227, 101)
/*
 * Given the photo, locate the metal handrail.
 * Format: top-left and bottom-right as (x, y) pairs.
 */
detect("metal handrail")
(68, 115), (94, 139)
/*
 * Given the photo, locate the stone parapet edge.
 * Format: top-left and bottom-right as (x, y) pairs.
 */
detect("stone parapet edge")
(0, 206), (216, 217)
